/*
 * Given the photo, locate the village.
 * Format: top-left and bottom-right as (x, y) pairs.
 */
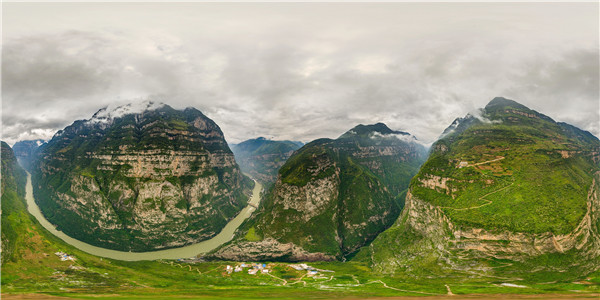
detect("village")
(224, 262), (333, 277)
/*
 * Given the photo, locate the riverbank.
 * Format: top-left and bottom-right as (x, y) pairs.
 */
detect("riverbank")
(24, 172), (262, 261)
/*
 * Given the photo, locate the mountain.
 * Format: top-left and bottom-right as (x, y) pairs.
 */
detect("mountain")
(1, 141), (28, 263)
(363, 97), (600, 279)
(12, 139), (45, 171)
(211, 123), (428, 261)
(231, 137), (303, 185)
(32, 102), (254, 252)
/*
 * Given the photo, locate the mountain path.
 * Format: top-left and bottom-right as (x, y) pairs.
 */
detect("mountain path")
(445, 284), (454, 296)
(465, 156), (505, 167)
(166, 261), (204, 274)
(365, 280), (440, 295)
(439, 182), (514, 211)
(265, 272), (287, 285)
(288, 273), (308, 286)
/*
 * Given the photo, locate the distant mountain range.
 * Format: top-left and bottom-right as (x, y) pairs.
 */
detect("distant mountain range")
(231, 137), (303, 186)
(12, 139), (45, 172)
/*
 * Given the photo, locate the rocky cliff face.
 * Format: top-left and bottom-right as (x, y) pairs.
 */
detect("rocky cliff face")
(33, 102), (253, 251)
(231, 137), (303, 186)
(211, 123), (427, 261)
(367, 97), (600, 277)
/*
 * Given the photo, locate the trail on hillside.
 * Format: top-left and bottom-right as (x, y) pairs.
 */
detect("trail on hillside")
(265, 272), (287, 285)
(365, 280), (440, 295)
(439, 182), (514, 211)
(465, 156), (505, 167)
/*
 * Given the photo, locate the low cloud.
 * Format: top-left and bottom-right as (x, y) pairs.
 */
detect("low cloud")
(1, 3), (598, 146)
(468, 108), (503, 124)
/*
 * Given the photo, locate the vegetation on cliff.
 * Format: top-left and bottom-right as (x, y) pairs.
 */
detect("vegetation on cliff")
(363, 97), (600, 277)
(32, 102), (253, 251)
(1, 141), (28, 263)
(213, 123), (428, 261)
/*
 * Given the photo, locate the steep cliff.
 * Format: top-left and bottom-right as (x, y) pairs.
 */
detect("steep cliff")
(365, 97), (600, 278)
(32, 102), (253, 251)
(231, 137), (303, 186)
(1, 142), (28, 263)
(212, 123), (427, 261)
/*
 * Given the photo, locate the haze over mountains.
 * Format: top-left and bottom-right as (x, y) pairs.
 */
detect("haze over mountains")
(12, 139), (45, 172)
(4, 97), (599, 282)
(231, 137), (304, 186)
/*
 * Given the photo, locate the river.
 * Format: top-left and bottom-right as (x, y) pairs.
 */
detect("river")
(24, 172), (262, 261)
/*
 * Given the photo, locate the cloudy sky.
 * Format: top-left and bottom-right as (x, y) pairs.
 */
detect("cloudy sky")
(2, 2), (598, 146)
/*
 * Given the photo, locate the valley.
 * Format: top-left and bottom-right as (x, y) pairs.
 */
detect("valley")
(2, 98), (600, 299)
(24, 172), (263, 261)
(4, 2), (599, 298)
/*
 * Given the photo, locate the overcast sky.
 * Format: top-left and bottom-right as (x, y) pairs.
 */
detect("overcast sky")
(2, 2), (598, 146)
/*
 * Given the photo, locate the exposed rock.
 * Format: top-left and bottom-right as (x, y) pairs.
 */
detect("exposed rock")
(405, 177), (600, 259)
(33, 102), (252, 251)
(209, 238), (336, 262)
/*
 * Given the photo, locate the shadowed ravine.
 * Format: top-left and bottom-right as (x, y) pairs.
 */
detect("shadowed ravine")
(25, 172), (262, 261)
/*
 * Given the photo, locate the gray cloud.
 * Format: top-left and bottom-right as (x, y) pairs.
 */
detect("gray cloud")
(2, 3), (598, 146)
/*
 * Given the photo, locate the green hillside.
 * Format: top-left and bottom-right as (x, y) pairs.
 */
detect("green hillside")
(1, 141), (28, 263)
(412, 97), (598, 234)
(364, 97), (600, 278)
(211, 124), (428, 261)
(2, 127), (600, 298)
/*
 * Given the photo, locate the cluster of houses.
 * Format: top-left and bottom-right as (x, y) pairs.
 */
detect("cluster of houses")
(225, 263), (271, 275)
(288, 263), (331, 276)
(223, 262), (334, 277)
(54, 251), (76, 261)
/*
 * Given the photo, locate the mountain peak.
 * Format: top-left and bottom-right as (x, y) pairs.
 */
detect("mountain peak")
(341, 122), (409, 138)
(485, 97), (529, 111)
(88, 101), (168, 125)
